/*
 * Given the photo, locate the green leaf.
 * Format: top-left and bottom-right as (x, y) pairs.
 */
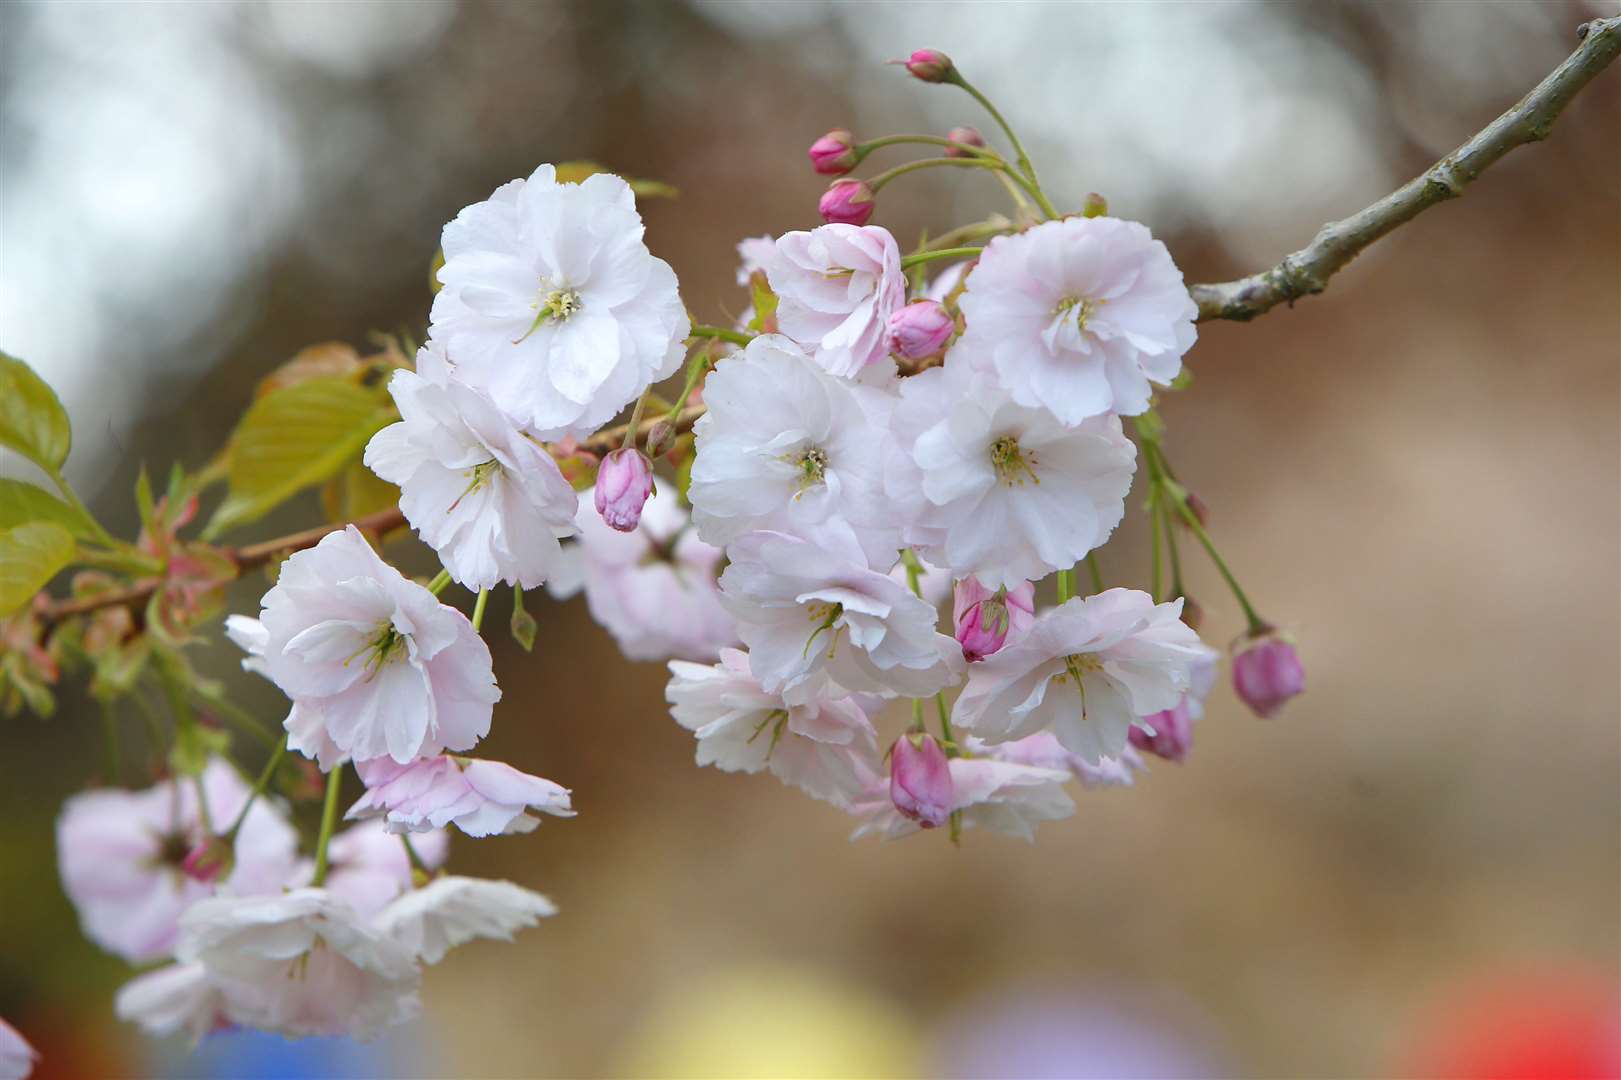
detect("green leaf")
(0, 478), (97, 538)
(746, 271), (778, 334)
(205, 377), (395, 538)
(0, 521), (75, 615)
(0, 352), (72, 473)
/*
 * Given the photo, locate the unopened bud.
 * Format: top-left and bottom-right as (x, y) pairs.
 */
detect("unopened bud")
(1175, 593), (1204, 631)
(818, 179), (876, 226)
(890, 732), (954, 828)
(181, 836), (234, 884)
(1232, 631), (1305, 719)
(887, 299), (955, 360)
(808, 129), (859, 176)
(1180, 492), (1210, 528)
(1081, 192), (1109, 218)
(1130, 698), (1195, 763)
(594, 448), (655, 532)
(644, 419), (677, 459)
(952, 577), (1035, 661)
(895, 48), (954, 83)
(944, 126), (986, 158)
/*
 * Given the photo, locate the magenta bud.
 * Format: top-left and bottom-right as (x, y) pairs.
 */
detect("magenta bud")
(818, 178), (875, 226)
(944, 126), (985, 158)
(181, 836), (233, 883)
(1130, 698), (1195, 763)
(888, 300), (955, 360)
(890, 732), (954, 828)
(1232, 633), (1305, 719)
(952, 576), (1035, 661)
(896, 48), (954, 83)
(1181, 492), (1210, 528)
(594, 448), (655, 532)
(808, 129), (859, 176)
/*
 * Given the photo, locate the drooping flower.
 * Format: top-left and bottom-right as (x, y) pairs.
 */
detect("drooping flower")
(176, 888), (421, 1041)
(569, 486), (737, 663)
(428, 164), (689, 439)
(375, 876), (557, 964)
(593, 447), (656, 532)
(363, 343), (579, 591)
(303, 820), (451, 919)
(666, 648), (878, 806)
(978, 731), (1146, 790)
(953, 576), (1036, 661)
(56, 760), (300, 964)
(1129, 644), (1219, 763)
(114, 963), (228, 1042)
(889, 732), (954, 828)
(347, 755), (574, 838)
(1232, 632), (1305, 719)
(766, 224), (907, 379)
(688, 335), (898, 567)
(849, 755), (1074, 842)
(956, 216), (1197, 422)
(952, 590), (1207, 764)
(719, 528), (964, 702)
(882, 359), (1137, 589)
(0, 1018), (37, 1080)
(255, 525), (500, 766)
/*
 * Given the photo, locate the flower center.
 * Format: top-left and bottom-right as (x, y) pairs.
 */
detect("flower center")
(990, 436), (1039, 487)
(1056, 295), (1102, 332)
(804, 601), (843, 658)
(346, 620), (407, 681)
(1062, 653), (1104, 682)
(448, 459), (501, 513)
(512, 282), (583, 343)
(789, 446), (829, 494)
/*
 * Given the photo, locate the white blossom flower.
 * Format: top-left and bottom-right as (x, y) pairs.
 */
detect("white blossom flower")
(429, 164), (689, 439)
(256, 525), (500, 766)
(297, 820), (451, 919)
(957, 217), (1197, 422)
(226, 614), (350, 771)
(766, 224), (906, 380)
(719, 528), (963, 701)
(689, 335), (898, 566)
(363, 343), (579, 591)
(666, 647), (878, 805)
(0, 1018), (37, 1080)
(348, 755), (574, 838)
(176, 888), (421, 1041)
(375, 876), (557, 964)
(952, 590), (1207, 764)
(973, 732), (1147, 790)
(572, 487), (738, 663)
(56, 760), (300, 964)
(848, 756), (1075, 842)
(114, 963), (227, 1042)
(882, 358), (1137, 590)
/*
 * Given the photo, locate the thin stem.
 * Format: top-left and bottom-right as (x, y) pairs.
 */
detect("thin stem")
(688, 325), (753, 347)
(1149, 493), (1165, 603)
(1169, 490), (1265, 633)
(400, 833), (430, 879)
(910, 698), (925, 732)
(935, 693), (955, 747)
(471, 588), (489, 633)
(49, 468), (116, 547)
(192, 687), (277, 749)
(856, 133), (1002, 159)
(1056, 568), (1073, 604)
(1086, 554), (1104, 594)
(426, 568), (452, 596)
(619, 390), (652, 452)
(922, 216), (1016, 252)
(664, 346), (713, 423)
(224, 736), (288, 842)
(948, 72), (1059, 219)
(310, 767), (344, 886)
(192, 773), (214, 834)
(867, 155), (1005, 193)
(900, 247), (986, 271)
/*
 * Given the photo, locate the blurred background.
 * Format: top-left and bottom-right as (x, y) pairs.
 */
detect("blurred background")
(1, 1), (1617, 1077)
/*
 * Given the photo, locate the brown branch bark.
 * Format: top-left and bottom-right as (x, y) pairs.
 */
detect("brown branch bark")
(1188, 15), (1621, 322)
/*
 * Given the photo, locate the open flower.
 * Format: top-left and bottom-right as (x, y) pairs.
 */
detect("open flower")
(375, 876), (557, 964)
(1130, 644), (1219, 762)
(363, 343), (579, 591)
(303, 820), (450, 919)
(952, 589), (1208, 764)
(177, 888), (421, 1041)
(849, 755), (1074, 842)
(56, 760), (300, 964)
(429, 164), (689, 439)
(883, 359), (1137, 590)
(957, 216), (1197, 422)
(666, 647), (878, 806)
(689, 335), (898, 567)
(255, 525), (500, 766)
(719, 528), (963, 701)
(114, 963), (228, 1042)
(571, 487), (738, 663)
(766, 224), (906, 379)
(348, 755), (574, 837)
(976, 731), (1146, 789)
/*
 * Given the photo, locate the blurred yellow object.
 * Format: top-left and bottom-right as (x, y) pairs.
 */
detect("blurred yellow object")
(619, 964), (921, 1079)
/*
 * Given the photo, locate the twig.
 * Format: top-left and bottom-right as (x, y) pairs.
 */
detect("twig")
(1188, 16), (1621, 322)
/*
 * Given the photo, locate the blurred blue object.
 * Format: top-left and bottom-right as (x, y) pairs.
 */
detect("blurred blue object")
(151, 1026), (430, 1080)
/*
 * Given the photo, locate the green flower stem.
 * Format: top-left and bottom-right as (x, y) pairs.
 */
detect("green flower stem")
(921, 217), (1016, 252)
(471, 588), (489, 633)
(400, 833), (431, 879)
(1149, 492), (1165, 602)
(1056, 568), (1074, 604)
(856, 133), (1002, 160)
(947, 71), (1060, 220)
(689, 325), (754, 347)
(866, 156), (1006, 194)
(224, 736), (287, 842)
(310, 766), (343, 886)
(1164, 506), (1186, 596)
(935, 693), (955, 748)
(619, 390), (652, 452)
(664, 347), (714, 422)
(910, 698), (926, 732)
(48, 467), (116, 547)
(1086, 553), (1104, 594)
(426, 568), (452, 596)
(899, 247), (987, 271)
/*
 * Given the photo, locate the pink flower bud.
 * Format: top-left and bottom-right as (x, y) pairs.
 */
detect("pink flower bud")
(180, 836), (233, 883)
(890, 732), (954, 828)
(594, 448), (655, 532)
(1130, 697), (1195, 763)
(897, 48), (954, 83)
(1232, 633), (1305, 719)
(808, 129), (858, 175)
(952, 577), (1036, 661)
(887, 300), (954, 360)
(944, 126), (985, 157)
(818, 178), (875, 226)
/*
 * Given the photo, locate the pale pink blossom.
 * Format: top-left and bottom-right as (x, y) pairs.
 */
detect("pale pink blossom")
(850, 755), (1074, 842)
(375, 876), (557, 964)
(766, 224), (906, 379)
(348, 755), (574, 838)
(957, 216), (1197, 422)
(307, 820), (450, 919)
(887, 299), (954, 360)
(256, 525), (500, 766)
(1232, 633), (1305, 719)
(56, 760), (300, 964)
(666, 648), (878, 805)
(114, 963), (228, 1042)
(593, 448), (655, 532)
(977, 731), (1146, 789)
(1130, 645), (1219, 762)
(0, 1019), (37, 1080)
(889, 732), (954, 828)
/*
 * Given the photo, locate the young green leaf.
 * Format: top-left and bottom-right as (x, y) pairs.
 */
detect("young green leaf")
(0, 521), (76, 615)
(0, 478), (98, 538)
(0, 352), (72, 473)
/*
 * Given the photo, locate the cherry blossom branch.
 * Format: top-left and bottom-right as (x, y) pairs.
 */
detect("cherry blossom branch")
(1189, 15), (1621, 322)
